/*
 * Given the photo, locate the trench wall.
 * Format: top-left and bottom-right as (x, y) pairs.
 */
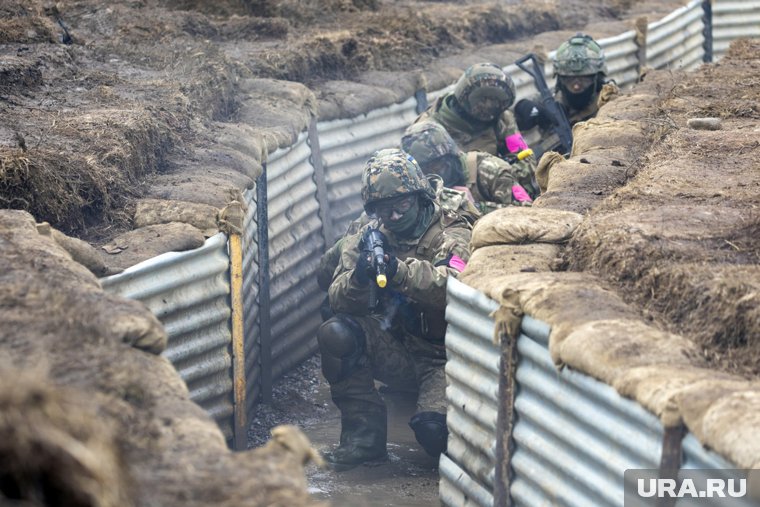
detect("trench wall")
(100, 0), (760, 453)
(441, 279), (755, 507)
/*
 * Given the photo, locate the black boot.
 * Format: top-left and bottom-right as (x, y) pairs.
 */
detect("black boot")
(323, 410), (388, 471)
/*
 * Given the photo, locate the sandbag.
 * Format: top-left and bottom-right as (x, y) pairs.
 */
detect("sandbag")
(571, 118), (646, 155)
(535, 150), (564, 194)
(461, 243), (560, 282)
(36, 222), (108, 277)
(0, 367), (132, 507)
(134, 198), (219, 236)
(470, 207), (583, 250)
(100, 222), (205, 274)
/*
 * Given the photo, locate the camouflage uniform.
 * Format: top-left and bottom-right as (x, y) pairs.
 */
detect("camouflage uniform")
(416, 64), (518, 151)
(317, 173), (478, 294)
(515, 34), (619, 157)
(401, 120), (539, 214)
(318, 149), (471, 468)
(462, 151), (539, 213)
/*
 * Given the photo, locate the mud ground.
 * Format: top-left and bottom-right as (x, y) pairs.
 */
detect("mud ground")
(248, 356), (440, 506)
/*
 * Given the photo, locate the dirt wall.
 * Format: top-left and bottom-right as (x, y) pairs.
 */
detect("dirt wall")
(0, 210), (325, 506)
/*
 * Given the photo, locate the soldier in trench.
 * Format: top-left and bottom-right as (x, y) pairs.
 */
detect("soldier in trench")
(414, 62), (539, 183)
(514, 33), (620, 157)
(401, 119), (539, 214)
(317, 148), (472, 469)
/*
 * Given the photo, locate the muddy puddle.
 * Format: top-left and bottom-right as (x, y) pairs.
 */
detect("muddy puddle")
(249, 356), (441, 506)
(304, 381), (440, 506)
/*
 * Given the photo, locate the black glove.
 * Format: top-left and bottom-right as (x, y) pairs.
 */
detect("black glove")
(515, 99), (551, 131)
(354, 249), (372, 286)
(384, 253), (398, 281)
(357, 252), (398, 286)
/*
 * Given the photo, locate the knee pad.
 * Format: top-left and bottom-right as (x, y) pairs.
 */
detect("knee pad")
(317, 315), (365, 384)
(409, 411), (448, 457)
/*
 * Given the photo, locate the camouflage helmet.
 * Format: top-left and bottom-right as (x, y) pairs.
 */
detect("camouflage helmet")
(400, 121), (462, 165)
(552, 33), (608, 77)
(361, 148), (435, 211)
(453, 62), (516, 121)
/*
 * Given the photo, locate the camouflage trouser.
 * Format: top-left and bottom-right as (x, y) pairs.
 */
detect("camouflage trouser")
(328, 313), (447, 416)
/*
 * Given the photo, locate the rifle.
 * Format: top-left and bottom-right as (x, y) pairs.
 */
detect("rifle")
(361, 227), (388, 311)
(515, 53), (573, 156)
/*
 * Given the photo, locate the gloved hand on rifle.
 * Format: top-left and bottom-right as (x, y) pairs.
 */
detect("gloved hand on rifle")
(355, 228), (398, 287)
(514, 99), (553, 131)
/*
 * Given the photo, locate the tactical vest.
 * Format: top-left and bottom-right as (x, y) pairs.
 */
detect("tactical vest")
(383, 204), (471, 343)
(418, 95), (501, 154)
(427, 173), (481, 225)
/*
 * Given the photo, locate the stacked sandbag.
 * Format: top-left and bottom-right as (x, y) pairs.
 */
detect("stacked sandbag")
(0, 210), (325, 507)
(460, 59), (760, 470)
(533, 73), (666, 214)
(463, 270), (760, 469)
(460, 207), (583, 286)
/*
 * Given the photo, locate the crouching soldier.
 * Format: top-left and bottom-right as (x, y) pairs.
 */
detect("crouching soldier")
(318, 148), (472, 470)
(514, 33), (619, 157)
(402, 120), (539, 213)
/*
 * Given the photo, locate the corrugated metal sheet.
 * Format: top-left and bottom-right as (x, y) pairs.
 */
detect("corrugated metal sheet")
(266, 133), (325, 380)
(680, 433), (756, 507)
(101, 233), (235, 440)
(316, 96), (420, 241)
(440, 453), (494, 507)
(680, 435), (756, 507)
(600, 30), (642, 88)
(647, 0), (706, 70)
(444, 279), (750, 507)
(713, 0), (760, 60)
(442, 278), (500, 507)
(242, 186), (261, 418)
(511, 319), (665, 506)
(505, 60), (550, 104)
(681, 433), (737, 469)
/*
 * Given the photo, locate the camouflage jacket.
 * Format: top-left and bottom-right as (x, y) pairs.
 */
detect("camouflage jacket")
(316, 178), (478, 292)
(417, 93), (520, 156)
(328, 203), (471, 340)
(462, 151), (540, 213)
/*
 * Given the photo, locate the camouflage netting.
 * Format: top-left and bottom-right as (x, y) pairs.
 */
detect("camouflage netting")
(461, 42), (760, 469)
(0, 209), (325, 506)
